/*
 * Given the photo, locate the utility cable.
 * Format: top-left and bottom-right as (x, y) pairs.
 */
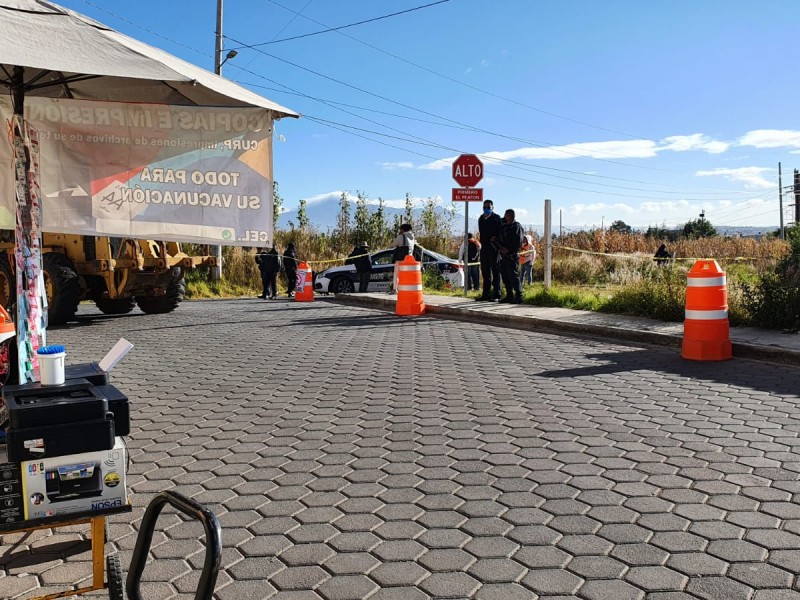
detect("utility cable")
(229, 0), (451, 49)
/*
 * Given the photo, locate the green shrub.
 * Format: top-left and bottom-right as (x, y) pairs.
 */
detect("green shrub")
(601, 266), (685, 321)
(422, 267), (447, 291)
(742, 225), (800, 331)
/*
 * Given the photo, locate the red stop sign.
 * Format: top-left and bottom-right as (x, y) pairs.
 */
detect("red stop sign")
(452, 154), (484, 187)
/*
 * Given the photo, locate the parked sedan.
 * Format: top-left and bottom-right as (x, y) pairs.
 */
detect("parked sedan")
(315, 248), (464, 294)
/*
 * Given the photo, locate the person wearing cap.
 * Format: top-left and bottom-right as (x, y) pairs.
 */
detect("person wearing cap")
(346, 242), (373, 292)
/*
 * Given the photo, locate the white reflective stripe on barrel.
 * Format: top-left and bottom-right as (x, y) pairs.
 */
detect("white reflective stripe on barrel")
(397, 284), (423, 292)
(687, 276), (726, 287)
(685, 309), (728, 320)
(397, 265), (420, 271)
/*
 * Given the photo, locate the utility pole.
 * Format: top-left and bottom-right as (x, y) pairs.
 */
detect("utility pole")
(544, 199), (552, 289)
(559, 208), (563, 238)
(209, 0), (225, 281)
(795, 169), (800, 225)
(779, 162), (784, 240)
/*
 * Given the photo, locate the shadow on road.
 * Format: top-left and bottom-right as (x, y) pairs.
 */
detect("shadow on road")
(537, 349), (800, 399)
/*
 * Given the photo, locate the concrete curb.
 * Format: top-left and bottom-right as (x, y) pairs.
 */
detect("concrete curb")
(333, 294), (800, 367)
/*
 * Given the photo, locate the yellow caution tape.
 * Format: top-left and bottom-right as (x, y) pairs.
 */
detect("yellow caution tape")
(556, 246), (761, 262)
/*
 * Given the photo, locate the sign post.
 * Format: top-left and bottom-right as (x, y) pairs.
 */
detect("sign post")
(452, 154), (484, 297)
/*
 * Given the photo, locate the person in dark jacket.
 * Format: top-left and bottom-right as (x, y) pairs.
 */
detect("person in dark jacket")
(653, 244), (672, 266)
(284, 242), (298, 297)
(346, 242), (372, 292)
(477, 199), (503, 301)
(254, 248), (270, 299)
(498, 209), (525, 304)
(261, 245), (282, 299)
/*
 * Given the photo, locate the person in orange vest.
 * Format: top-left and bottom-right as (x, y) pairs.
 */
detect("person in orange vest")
(519, 234), (536, 286)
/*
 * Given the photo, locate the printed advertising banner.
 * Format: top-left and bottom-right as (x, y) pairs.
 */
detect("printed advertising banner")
(24, 98), (274, 246)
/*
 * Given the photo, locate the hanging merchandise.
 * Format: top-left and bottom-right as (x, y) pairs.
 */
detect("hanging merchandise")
(12, 115), (46, 383)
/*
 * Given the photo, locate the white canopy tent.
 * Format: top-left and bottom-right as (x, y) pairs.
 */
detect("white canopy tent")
(0, 0), (299, 115)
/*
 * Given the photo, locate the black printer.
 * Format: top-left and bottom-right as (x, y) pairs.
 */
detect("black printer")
(45, 460), (104, 502)
(2, 378), (129, 461)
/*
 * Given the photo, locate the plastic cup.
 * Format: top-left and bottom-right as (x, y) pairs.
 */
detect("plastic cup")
(38, 349), (66, 385)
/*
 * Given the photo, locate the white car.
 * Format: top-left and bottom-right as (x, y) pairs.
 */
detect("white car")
(315, 248), (464, 294)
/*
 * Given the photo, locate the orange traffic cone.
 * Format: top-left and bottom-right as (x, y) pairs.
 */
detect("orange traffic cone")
(294, 262), (314, 302)
(395, 254), (425, 316)
(681, 260), (732, 361)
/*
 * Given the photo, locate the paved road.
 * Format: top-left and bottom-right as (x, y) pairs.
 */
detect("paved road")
(3, 299), (800, 600)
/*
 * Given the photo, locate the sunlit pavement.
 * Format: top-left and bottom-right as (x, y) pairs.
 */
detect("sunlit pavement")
(4, 298), (800, 599)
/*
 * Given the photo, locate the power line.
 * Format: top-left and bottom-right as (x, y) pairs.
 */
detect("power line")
(74, 1), (775, 208)
(229, 0), (451, 49)
(256, 0), (646, 141)
(242, 80), (757, 196)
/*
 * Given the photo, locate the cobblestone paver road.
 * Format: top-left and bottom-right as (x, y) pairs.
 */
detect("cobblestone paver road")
(3, 299), (800, 600)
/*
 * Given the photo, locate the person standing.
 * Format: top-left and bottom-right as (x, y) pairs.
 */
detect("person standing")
(392, 223), (415, 293)
(519, 234), (536, 286)
(498, 209), (525, 304)
(255, 247), (270, 299)
(478, 199), (502, 301)
(458, 233), (481, 292)
(347, 242), (372, 292)
(284, 242), (298, 298)
(263, 245), (282, 299)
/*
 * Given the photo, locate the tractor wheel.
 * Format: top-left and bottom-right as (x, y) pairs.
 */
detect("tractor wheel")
(106, 553), (125, 600)
(43, 252), (80, 325)
(136, 277), (186, 314)
(0, 253), (13, 310)
(95, 297), (136, 315)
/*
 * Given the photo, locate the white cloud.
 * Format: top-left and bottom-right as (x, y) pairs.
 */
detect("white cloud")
(301, 191), (345, 205)
(695, 167), (774, 189)
(739, 129), (800, 149)
(510, 207), (529, 220)
(660, 134), (730, 154)
(418, 134), (731, 170)
(378, 161), (414, 170)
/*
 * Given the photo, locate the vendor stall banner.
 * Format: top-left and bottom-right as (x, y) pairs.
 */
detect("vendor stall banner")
(24, 98), (274, 246)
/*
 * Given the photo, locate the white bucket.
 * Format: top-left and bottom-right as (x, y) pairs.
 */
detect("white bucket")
(38, 351), (66, 386)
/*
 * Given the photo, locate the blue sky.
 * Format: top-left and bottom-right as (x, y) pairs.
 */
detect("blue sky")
(59, 0), (800, 231)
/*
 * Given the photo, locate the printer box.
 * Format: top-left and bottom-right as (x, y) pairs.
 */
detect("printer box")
(0, 455), (24, 526)
(19, 437), (128, 521)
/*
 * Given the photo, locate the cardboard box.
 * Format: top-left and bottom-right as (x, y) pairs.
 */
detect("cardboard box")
(0, 457), (24, 526)
(7, 437), (128, 522)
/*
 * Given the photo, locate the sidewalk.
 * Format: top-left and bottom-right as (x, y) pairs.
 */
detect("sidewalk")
(335, 292), (800, 366)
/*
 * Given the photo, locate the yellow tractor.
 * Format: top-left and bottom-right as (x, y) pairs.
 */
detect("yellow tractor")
(0, 234), (214, 324)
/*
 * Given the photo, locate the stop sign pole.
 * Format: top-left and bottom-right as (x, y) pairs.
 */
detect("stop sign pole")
(452, 154), (484, 296)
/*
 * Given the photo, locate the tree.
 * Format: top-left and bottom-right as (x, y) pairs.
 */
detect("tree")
(353, 190), (371, 245)
(682, 218), (716, 239)
(272, 181), (283, 230)
(403, 192), (415, 229)
(334, 191), (351, 246)
(369, 197), (390, 248)
(297, 199), (309, 230)
(609, 220), (632, 234)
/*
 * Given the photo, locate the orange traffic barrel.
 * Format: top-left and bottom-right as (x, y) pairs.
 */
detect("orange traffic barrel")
(295, 262), (314, 302)
(396, 255), (425, 316)
(681, 260), (732, 361)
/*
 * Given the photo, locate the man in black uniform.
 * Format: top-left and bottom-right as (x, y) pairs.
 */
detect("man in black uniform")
(284, 242), (298, 298)
(498, 209), (525, 304)
(346, 242), (372, 292)
(477, 199), (503, 301)
(255, 248), (270, 299)
(262, 245), (282, 299)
